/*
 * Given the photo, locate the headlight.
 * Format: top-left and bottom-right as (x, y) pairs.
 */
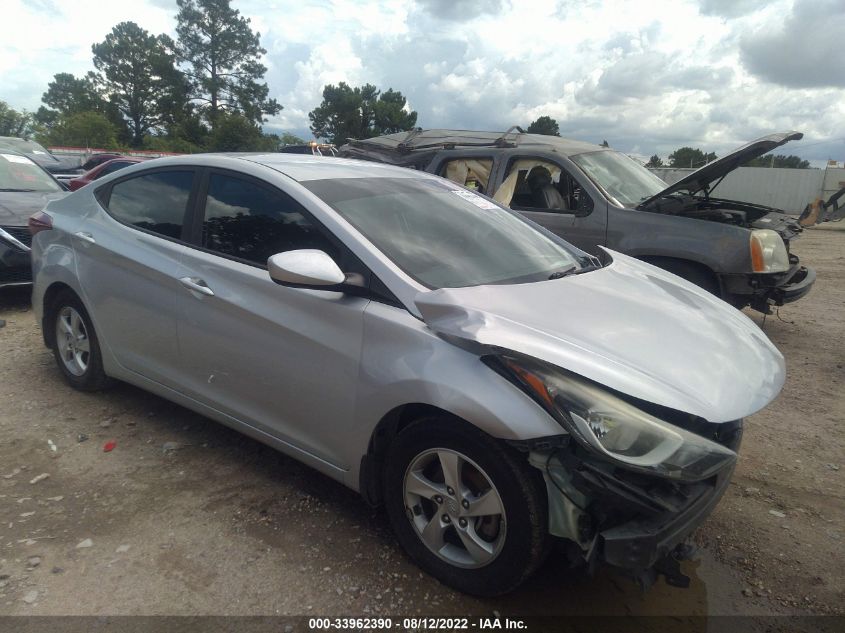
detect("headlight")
(495, 355), (736, 481)
(750, 229), (789, 273)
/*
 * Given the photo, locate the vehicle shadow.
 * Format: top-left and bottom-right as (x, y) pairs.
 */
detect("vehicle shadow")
(0, 286), (32, 313)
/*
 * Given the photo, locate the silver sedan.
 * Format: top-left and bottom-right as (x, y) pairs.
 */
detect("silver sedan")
(29, 154), (784, 595)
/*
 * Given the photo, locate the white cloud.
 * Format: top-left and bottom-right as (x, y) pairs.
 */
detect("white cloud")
(0, 0), (842, 162)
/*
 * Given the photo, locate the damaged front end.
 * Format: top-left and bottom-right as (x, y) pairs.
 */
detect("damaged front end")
(526, 421), (740, 588)
(490, 354), (743, 589)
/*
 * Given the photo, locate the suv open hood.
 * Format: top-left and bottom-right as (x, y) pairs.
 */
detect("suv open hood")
(415, 251), (784, 423)
(638, 131), (803, 209)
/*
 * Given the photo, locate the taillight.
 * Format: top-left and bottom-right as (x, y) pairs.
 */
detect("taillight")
(28, 211), (53, 237)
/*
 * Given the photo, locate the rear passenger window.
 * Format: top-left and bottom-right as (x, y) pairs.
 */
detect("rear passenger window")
(107, 171), (194, 239)
(201, 173), (339, 266)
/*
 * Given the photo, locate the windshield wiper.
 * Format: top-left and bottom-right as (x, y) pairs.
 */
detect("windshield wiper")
(0, 188), (37, 192)
(548, 263), (603, 280)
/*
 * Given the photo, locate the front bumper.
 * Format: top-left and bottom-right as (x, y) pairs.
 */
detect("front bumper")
(534, 419), (742, 578)
(0, 228), (32, 288)
(722, 259), (816, 312)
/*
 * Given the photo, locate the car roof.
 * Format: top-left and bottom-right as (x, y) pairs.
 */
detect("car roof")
(342, 129), (608, 158)
(137, 153), (427, 183)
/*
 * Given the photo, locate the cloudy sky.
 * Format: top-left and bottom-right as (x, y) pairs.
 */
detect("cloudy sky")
(1, 0), (844, 164)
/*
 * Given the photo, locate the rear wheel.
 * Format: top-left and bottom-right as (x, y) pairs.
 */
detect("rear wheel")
(383, 417), (550, 596)
(50, 290), (112, 391)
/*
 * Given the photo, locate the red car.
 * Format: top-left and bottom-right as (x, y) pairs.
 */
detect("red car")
(68, 157), (144, 191)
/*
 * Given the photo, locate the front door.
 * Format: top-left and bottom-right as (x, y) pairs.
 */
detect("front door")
(175, 170), (369, 468)
(492, 155), (607, 255)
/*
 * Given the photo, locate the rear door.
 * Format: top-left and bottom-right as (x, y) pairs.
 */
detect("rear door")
(74, 168), (197, 384)
(174, 169), (370, 467)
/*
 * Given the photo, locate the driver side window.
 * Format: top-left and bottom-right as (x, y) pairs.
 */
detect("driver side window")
(496, 158), (592, 215)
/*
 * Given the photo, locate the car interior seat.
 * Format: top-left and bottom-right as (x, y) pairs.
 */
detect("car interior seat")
(526, 167), (566, 211)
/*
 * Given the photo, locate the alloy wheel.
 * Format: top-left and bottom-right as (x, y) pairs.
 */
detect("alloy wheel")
(403, 448), (507, 568)
(56, 306), (90, 377)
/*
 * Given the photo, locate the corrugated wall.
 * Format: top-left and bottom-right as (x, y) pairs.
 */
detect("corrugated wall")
(648, 167), (845, 214)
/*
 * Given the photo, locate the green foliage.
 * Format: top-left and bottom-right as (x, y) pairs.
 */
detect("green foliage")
(668, 147), (717, 168)
(744, 154), (810, 169)
(175, 0), (282, 128)
(0, 101), (33, 137)
(280, 132), (306, 146)
(206, 112), (278, 152)
(600, 140), (610, 148)
(41, 73), (102, 115)
(526, 116), (559, 136)
(308, 82), (418, 145)
(40, 111), (120, 148)
(645, 154), (664, 168)
(92, 21), (182, 146)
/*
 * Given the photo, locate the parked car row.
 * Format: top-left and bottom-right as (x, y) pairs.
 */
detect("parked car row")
(0, 144), (146, 288)
(340, 129), (815, 314)
(27, 151), (785, 595)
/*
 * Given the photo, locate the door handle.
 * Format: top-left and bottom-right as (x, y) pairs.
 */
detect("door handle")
(179, 276), (215, 296)
(74, 231), (96, 244)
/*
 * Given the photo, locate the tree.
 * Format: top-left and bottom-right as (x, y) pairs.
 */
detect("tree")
(41, 73), (102, 116)
(92, 21), (182, 146)
(280, 132), (305, 145)
(206, 111), (277, 151)
(175, 0), (282, 129)
(645, 154), (664, 168)
(600, 140), (610, 148)
(668, 147), (717, 168)
(526, 116), (559, 136)
(308, 82), (418, 145)
(41, 111), (119, 148)
(0, 101), (33, 137)
(744, 153), (810, 169)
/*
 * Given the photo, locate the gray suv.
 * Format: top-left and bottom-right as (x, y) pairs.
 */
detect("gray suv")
(340, 129), (815, 313)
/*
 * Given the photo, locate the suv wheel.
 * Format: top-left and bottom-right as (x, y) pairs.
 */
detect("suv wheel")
(383, 417), (550, 596)
(50, 290), (112, 391)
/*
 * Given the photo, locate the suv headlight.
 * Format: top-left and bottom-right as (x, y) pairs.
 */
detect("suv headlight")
(750, 229), (789, 273)
(494, 355), (736, 481)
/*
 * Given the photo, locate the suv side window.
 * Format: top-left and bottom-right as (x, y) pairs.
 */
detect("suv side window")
(438, 158), (494, 195)
(498, 158), (593, 214)
(201, 173), (340, 266)
(107, 170), (194, 239)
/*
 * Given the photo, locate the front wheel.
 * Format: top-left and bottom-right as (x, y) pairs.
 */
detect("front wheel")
(383, 417), (550, 596)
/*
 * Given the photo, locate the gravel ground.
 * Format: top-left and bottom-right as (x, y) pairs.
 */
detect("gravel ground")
(0, 224), (842, 617)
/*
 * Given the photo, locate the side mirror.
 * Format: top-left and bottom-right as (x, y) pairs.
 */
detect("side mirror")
(268, 250), (346, 288)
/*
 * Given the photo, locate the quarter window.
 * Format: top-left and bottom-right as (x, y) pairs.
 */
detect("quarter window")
(201, 173), (338, 266)
(107, 171), (194, 239)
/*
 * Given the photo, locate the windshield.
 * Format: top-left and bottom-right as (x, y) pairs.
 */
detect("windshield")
(571, 150), (667, 208)
(302, 176), (581, 289)
(0, 138), (57, 161)
(0, 153), (62, 192)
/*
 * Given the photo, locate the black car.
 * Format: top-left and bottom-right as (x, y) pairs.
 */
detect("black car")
(0, 136), (83, 177)
(0, 150), (67, 288)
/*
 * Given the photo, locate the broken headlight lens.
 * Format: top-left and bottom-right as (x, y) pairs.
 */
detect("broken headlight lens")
(497, 355), (736, 481)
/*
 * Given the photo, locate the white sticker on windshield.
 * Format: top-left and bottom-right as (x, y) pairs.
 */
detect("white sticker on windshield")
(0, 153), (30, 164)
(451, 189), (498, 210)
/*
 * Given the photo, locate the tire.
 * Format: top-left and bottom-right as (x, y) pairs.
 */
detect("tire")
(383, 417), (550, 596)
(645, 258), (721, 297)
(49, 290), (113, 391)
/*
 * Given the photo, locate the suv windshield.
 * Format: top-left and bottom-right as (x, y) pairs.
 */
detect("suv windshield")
(302, 176), (580, 289)
(571, 150), (667, 208)
(0, 153), (62, 192)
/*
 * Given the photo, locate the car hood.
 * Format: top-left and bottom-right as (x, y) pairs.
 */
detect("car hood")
(415, 250), (784, 423)
(639, 131), (803, 210)
(0, 191), (67, 226)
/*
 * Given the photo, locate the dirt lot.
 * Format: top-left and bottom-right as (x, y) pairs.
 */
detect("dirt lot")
(0, 225), (842, 618)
